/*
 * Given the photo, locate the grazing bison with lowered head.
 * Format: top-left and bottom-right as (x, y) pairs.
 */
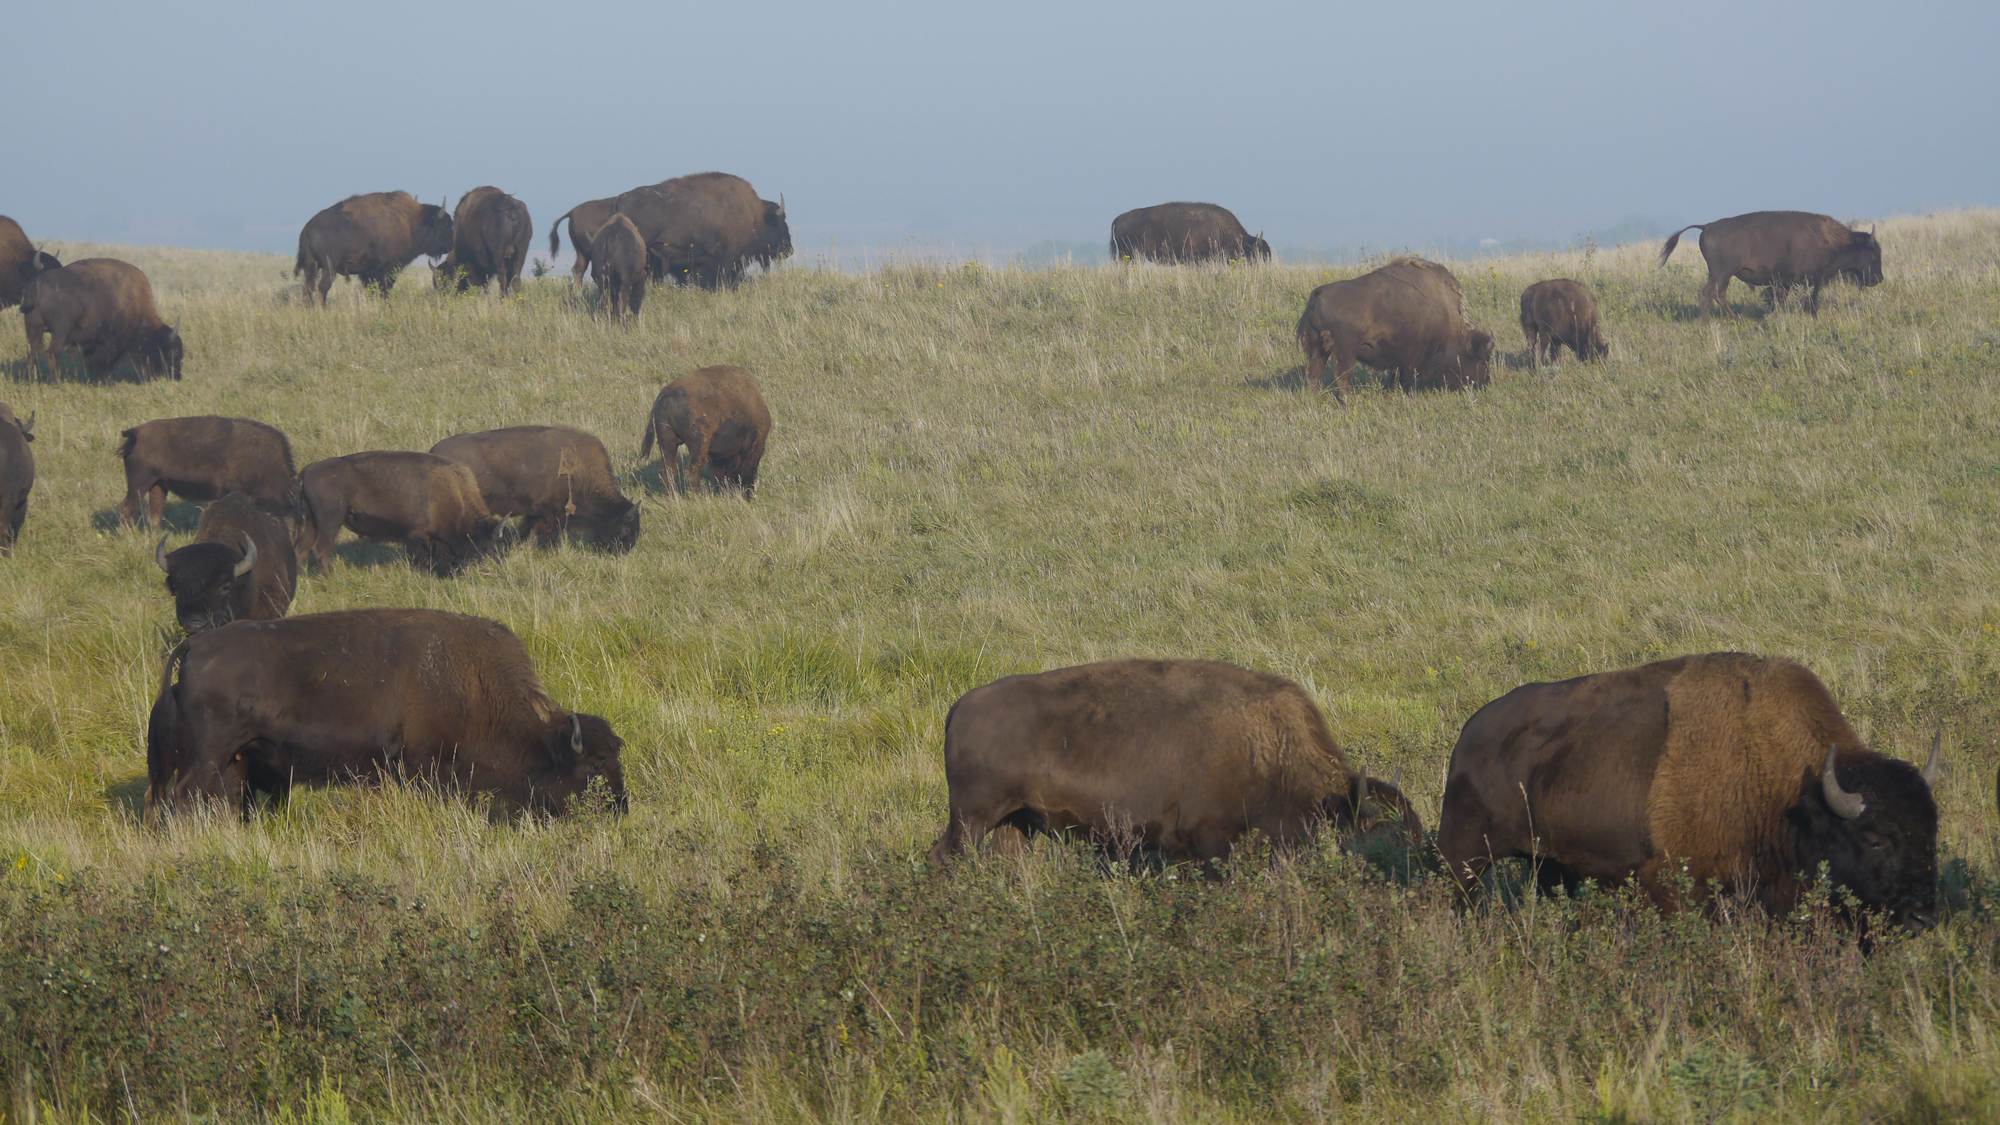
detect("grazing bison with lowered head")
(547, 196), (618, 285)
(434, 186), (533, 297)
(1659, 211), (1882, 322)
(1519, 278), (1608, 365)
(1439, 653), (1942, 932)
(1, 216), (61, 310)
(930, 660), (1421, 872)
(430, 425), (639, 553)
(117, 416), (297, 527)
(590, 213), (647, 320)
(296, 451), (505, 575)
(614, 173), (791, 290)
(1110, 202), (1270, 264)
(155, 492), (297, 634)
(640, 365), (771, 499)
(22, 259), (182, 381)
(146, 608), (628, 819)
(295, 191), (453, 306)
(1296, 257), (1493, 398)
(0, 404), (33, 556)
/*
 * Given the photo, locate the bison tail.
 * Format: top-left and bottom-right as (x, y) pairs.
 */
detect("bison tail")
(1658, 225), (1702, 267)
(116, 427), (138, 462)
(293, 243), (310, 277)
(638, 419), (655, 460)
(548, 210), (571, 258)
(145, 639), (193, 820)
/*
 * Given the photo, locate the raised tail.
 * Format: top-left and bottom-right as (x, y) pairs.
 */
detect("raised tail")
(145, 639), (193, 819)
(1658, 224), (1704, 267)
(548, 209), (573, 258)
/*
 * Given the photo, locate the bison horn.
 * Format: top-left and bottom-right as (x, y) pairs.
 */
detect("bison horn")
(1822, 746), (1867, 820)
(233, 533), (258, 577)
(1921, 730), (1946, 788)
(1356, 772), (1370, 806)
(570, 713), (584, 757)
(19, 411), (32, 438)
(154, 535), (170, 572)
(777, 193), (786, 219)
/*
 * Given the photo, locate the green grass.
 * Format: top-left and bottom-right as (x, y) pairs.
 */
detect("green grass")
(3, 212), (2000, 1122)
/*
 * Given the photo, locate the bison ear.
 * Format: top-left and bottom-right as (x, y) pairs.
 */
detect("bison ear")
(18, 411), (31, 441)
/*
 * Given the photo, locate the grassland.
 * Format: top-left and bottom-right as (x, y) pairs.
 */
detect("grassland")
(2, 212), (1999, 1123)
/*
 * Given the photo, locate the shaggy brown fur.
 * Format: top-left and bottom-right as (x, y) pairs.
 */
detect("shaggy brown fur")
(430, 425), (639, 552)
(0, 404), (34, 556)
(1659, 211), (1883, 322)
(22, 259), (182, 381)
(1296, 257), (1494, 397)
(546, 196), (618, 284)
(639, 365), (772, 498)
(157, 492), (297, 633)
(590, 214), (647, 320)
(1518, 278), (1608, 365)
(117, 416), (297, 526)
(613, 172), (790, 289)
(0, 215), (61, 310)
(296, 451), (504, 575)
(434, 186), (532, 297)
(1109, 202), (1270, 264)
(294, 191), (454, 305)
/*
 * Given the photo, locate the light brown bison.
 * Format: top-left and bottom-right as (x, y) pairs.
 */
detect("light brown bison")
(546, 196), (618, 285)
(296, 451), (505, 575)
(929, 659), (1421, 872)
(1659, 211), (1883, 322)
(22, 259), (182, 381)
(430, 425), (639, 553)
(614, 173), (791, 289)
(639, 365), (772, 498)
(1439, 653), (1942, 931)
(1110, 202), (1270, 264)
(117, 416), (297, 527)
(591, 213), (647, 320)
(1518, 278), (1608, 365)
(1, 216), (61, 310)
(1296, 257), (1493, 398)
(155, 492), (297, 634)
(0, 404), (33, 556)
(146, 608), (628, 819)
(294, 191), (454, 305)
(434, 186), (533, 297)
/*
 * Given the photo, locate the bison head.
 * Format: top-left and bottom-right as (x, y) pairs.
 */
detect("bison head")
(416, 203), (455, 261)
(1247, 231), (1272, 262)
(1324, 770), (1424, 855)
(158, 533), (258, 634)
(540, 712), (629, 815)
(1795, 740), (1942, 932)
(13, 249), (60, 287)
(1838, 229), (1884, 289)
(0, 405), (30, 441)
(596, 496), (641, 554)
(136, 323), (184, 381)
(431, 253), (464, 292)
(754, 197), (794, 269)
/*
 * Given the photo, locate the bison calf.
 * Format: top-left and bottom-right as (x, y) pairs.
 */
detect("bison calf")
(1296, 257), (1493, 397)
(0, 404), (34, 556)
(640, 365), (772, 498)
(591, 214), (647, 320)
(22, 259), (182, 381)
(430, 425), (640, 553)
(117, 416), (297, 527)
(156, 492), (297, 634)
(1, 216), (61, 310)
(1518, 278), (1608, 366)
(547, 197), (619, 285)
(297, 451), (505, 575)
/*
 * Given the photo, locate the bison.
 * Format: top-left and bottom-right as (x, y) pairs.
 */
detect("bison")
(1659, 211), (1883, 322)
(1110, 202), (1270, 264)
(1438, 653), (1942, 931)
(429, 425), (639, 553)
(546, 196), (618, 285)
(117, 416), (297, 527)
(296, 451), (505, 575)
(434, 186), (532, 297)
(22, 259), (182, 381)
(590, 214), (647, 320)
(155, 492), (297, 634)
(929, 659), (1421, 872)
(1518, 278), (1608, 365)
(295, 191), (454, 306)
(1, 216), (61, 310)
(1296, 257), (1493, 398)
(0, 404), (33, 556)
(613, 173), (790, 290)
(639, 365), (771, 499)
(146, 608), (628, 819)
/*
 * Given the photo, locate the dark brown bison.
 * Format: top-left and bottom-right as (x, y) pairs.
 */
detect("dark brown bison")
(146, 608), (628, 819)
(430, 425), (639, 553)
(613, 173), (791, 289)
(1, 216), (61, 309)
(117, 416), (297, 527)
(0, 404), (33, 556)
(22, 259), (182, 381)
(1296, 257), (1493, 398)
(639, 365), (772, 498)
(546, 196), (618, 285)
(434, 186), (532, 297)
(1518, 278), (1608, 365)
(155, 492), (297, 634)
(591, 214), (647, 320)
(295, 191), (454, 305)
(929, 659), (1421, 872)
(1659, 211), (1883, 322)
(296, 451), (505, 575)
(1110, 202), (1270, 264)
(1439, 653), (1941, 931)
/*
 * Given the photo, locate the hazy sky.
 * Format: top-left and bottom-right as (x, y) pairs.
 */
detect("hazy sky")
(7, 0), (1994, 260)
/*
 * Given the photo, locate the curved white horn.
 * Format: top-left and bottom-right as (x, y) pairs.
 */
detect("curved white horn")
(1921, 730), (1945, 788)
(776, 193), (786, 219)
(155, 535), (170, 572)
(233, 533), (258, 577)
(570, 713), (584, 756)
(1822, 746), (1866, 820)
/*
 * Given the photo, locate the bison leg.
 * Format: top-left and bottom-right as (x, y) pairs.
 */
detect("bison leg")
(146, 485), (168, 528)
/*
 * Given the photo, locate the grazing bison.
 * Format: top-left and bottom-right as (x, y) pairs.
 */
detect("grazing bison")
(295, 191), (454, 305)
(1519, 278), (1608, 365)
(1659, 211), (1883, 322)
(613, 173), (791, 289)
(155, 492), (297, 634)
(0, 404), (33, 556)
(1296, 257), (1493, 397)
(546, 196), (618, 285)
(434, 186), (533, 297)
(1, 216), (61, 309)
(146, 608), (628, 819)
(117, 416), (297, 527)
(296, 451), (505, 575)
(430, 425), (639, 553)
(1110, 202), (1270, 264)
(22, 259), (182, 381)
(1439, 653), (1941, 931)
(640, 365), (772, 498)
(929, 659), (1422, 871)
(591, 213), (647, 320)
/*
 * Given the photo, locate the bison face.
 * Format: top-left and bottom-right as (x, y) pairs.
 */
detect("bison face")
(1324, 772), (1424, 856)
(138, 325), (184, 381)
(159, 534), (258, 634)
(1455, 330), (1496, 388)
(756, 201), (794, 268)
(1795, 750), (1940, 931)
(416, 205), (455, 260)
(1247, 233), (1272, 262)
(598, 497), (641, 554)
(542, 712), (629, 815)
(1839, 231), (1884, 288)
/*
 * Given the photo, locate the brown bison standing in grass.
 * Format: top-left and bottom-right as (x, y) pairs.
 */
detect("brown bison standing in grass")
(0, 404), (34, 556)
(155, 492), (297, 634)
(614, 173), (791, 289)
(295, 191), (454, 305)
(1296, 257), (1493, 398)
(1110, 202), (1270, 264)
(1518, 278), (1608, 365)
(1, 216), (61, 309)
(1659, 210), (1883, 322)
(117, 416), (297, 527)
(296, 451), (505, 575)
(640, 365), (772, 498)
(434, 186), (532, 297)
(590, 214), (647, 320)
(22, 259), (182, 381)
(430, 425), (640, 553)
(547, 196), (618, 285)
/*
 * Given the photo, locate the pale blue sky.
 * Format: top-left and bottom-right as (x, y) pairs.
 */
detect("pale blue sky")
(6, 0), (1993, 259)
